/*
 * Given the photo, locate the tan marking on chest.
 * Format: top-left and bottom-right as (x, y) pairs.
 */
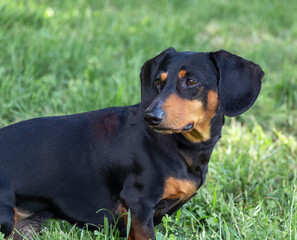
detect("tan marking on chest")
(162, 177), (197, 201)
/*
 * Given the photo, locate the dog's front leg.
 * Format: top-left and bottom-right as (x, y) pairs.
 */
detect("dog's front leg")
(120, 190), (156, 240)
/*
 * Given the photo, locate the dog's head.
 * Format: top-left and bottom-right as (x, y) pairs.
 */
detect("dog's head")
(140, 47), (264, 142)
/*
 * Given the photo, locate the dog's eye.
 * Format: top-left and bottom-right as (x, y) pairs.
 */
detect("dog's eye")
(186, 78), (198, 86)
(155, 79), (161, 86)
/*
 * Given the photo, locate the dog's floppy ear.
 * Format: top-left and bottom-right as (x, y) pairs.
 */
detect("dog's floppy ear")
(140, 47), (176, 108)
(210, 50), (264, 117)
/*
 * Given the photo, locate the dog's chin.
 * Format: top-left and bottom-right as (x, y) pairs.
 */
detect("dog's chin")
(150, 123), (194, 134)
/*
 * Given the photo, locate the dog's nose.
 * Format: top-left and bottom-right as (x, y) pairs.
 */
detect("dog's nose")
(144, 109), (164, 126)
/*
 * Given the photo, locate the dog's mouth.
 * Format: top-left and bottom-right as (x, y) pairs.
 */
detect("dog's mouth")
(150, 122), (194, 134)
(182, 123), (194, 131)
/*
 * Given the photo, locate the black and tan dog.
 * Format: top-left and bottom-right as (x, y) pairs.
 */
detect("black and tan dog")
(0, 47), (264, 240)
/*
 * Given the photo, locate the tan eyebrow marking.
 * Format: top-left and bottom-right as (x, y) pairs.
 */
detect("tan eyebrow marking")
(160, 72), (168, 81)
(178, 70), (187, 79)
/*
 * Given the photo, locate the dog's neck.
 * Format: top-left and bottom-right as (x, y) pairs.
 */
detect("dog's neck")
(136, 106), (224, 177)
(175, 112), (224, 176)
(181, 122), (212, 143)
(175, 133), (219, 172)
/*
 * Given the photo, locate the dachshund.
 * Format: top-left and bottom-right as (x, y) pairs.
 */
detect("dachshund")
(0, 47), (264, 240)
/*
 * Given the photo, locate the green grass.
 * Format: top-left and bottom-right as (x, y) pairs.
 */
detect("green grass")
(0, 0), (296, 239)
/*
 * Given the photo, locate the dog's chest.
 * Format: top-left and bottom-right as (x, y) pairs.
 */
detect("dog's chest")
(153, 177), (198, 222)
(161, 177), (197, 201)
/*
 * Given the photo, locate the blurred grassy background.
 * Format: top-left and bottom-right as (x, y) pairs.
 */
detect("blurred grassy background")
(0, 0), (296, 239)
